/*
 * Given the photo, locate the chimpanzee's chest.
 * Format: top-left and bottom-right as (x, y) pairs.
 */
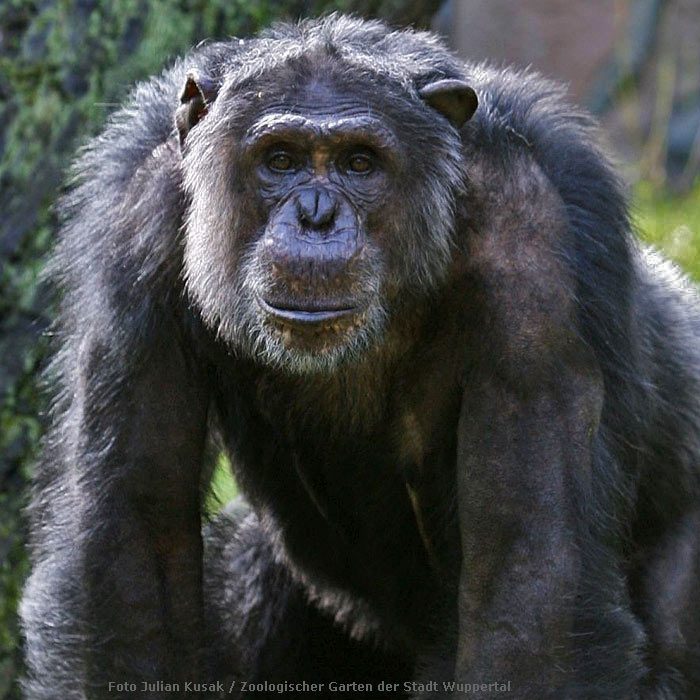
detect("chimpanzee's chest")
(217, 366), (463, 627)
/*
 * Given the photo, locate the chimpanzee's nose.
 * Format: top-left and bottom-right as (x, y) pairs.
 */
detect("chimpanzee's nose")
(295, 188), (338, 230)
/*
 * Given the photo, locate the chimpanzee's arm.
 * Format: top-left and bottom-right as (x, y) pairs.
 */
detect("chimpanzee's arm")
(455, 364), (601, 697)
(452, 153), (606, 699)
(78, 320), (210, 695)
(23, 130), (211, 698)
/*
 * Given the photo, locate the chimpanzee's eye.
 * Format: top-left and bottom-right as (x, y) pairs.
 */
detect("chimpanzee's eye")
(346, 153), (373, 174)
(267, 151), (295, 172)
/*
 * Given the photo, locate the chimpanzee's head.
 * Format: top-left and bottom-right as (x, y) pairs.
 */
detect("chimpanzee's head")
(179, 16), (476, 373)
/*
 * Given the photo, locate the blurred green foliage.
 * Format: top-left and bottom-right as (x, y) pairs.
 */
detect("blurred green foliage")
(205, 455), (238, 516)
(635, 179), (700, 278)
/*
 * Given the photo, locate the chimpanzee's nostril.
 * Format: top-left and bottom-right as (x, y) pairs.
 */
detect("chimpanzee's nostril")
(295, 188), (338, 229)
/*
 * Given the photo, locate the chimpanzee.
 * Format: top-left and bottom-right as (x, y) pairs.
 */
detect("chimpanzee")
(20, 13), (700, 700)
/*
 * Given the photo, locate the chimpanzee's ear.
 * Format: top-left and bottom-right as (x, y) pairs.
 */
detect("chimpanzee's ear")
(419, 79), (478, 129)
(175, 71), (219, 147)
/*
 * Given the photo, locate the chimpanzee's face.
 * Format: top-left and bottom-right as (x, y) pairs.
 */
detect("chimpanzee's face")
(182, 70), (471, 373)
(238, 82), (399, 368)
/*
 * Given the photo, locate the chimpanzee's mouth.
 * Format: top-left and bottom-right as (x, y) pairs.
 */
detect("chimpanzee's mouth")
(258, 295), (363, 326)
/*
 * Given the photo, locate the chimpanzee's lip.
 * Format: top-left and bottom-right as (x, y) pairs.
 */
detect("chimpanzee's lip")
(257, 295), (362, 325)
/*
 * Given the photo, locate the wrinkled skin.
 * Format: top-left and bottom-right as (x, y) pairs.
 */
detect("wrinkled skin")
(21, 15), (700, 700)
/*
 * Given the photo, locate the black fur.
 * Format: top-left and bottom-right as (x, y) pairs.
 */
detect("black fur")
(21, 15), (700, 700)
